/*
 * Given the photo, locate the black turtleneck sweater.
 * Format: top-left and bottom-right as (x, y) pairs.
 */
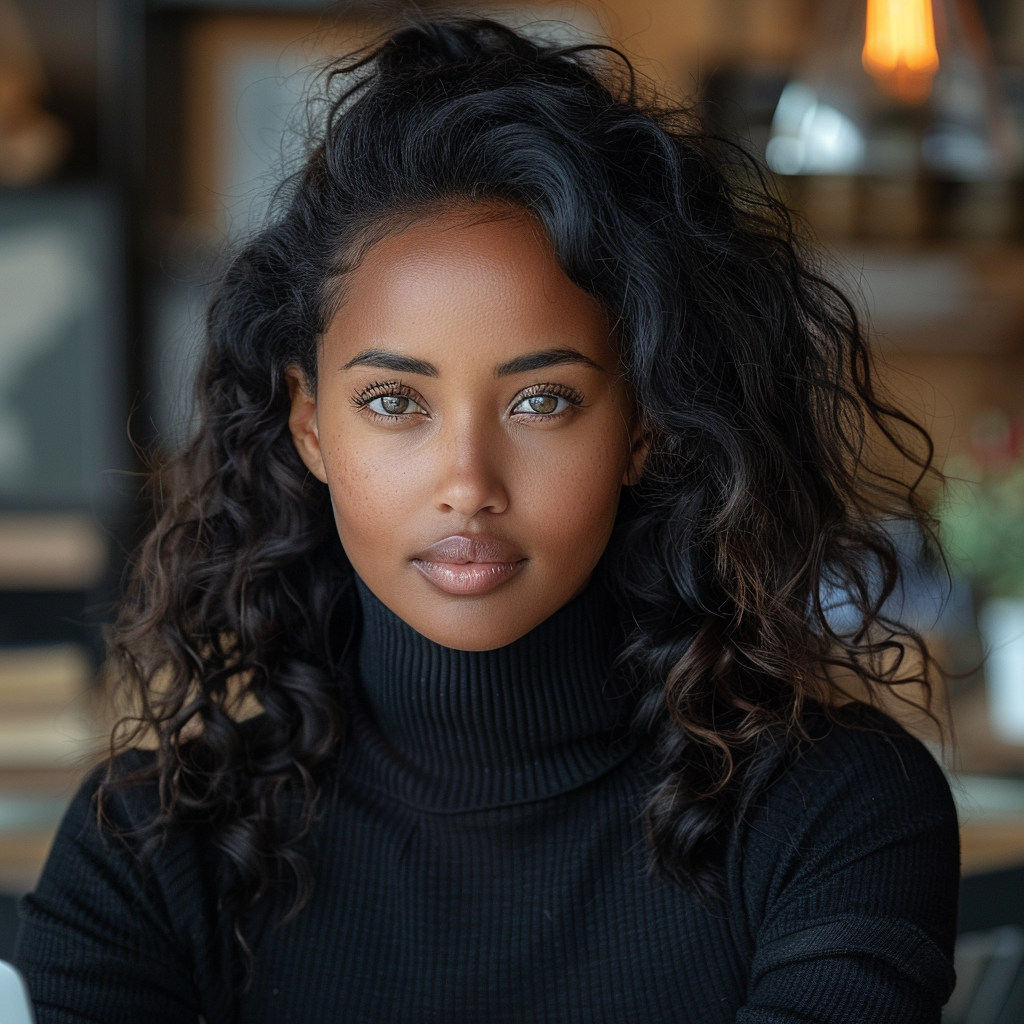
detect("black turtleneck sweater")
(14, 577), (959, 1022)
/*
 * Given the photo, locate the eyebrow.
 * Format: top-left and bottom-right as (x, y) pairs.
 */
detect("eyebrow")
(494, 347), (603, 377)
(341, 350), (439, 376)
(341, 346), (602, 377)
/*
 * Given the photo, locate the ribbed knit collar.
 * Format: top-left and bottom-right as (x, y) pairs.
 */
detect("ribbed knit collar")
(345, 573), (636, 812)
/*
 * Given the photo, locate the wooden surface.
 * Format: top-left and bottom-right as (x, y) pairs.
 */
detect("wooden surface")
(0, 833), (55, 893)
(962, 820), (1024, 875)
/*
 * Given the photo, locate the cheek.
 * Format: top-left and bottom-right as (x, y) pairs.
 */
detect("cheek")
(514, 424), (626, 554)
(318, 430), (423, 554)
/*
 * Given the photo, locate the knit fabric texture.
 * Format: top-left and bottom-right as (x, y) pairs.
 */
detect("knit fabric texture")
(13, 576), (960, 1022)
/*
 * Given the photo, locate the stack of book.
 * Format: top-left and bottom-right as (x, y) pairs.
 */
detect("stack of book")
(0, 513), (108, 894)
(0, 642), (99, 893)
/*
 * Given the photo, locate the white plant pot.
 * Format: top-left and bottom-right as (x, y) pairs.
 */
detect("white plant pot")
(979, 597), (1024, 744)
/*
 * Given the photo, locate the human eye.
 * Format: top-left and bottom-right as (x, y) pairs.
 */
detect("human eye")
(351, 381), (428, 421)
(510, 383), (584, 419)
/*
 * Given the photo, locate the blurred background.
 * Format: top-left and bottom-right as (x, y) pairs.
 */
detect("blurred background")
(1, 0), (1024, 1015)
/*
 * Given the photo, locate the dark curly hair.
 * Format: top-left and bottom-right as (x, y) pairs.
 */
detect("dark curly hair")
(100, 14), (943, 984)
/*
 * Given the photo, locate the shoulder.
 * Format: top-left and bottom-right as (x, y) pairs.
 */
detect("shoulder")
(43, 747), (151, 845)
(724, 707), (961, 1013)
(730, 706), (960, 1002)
(730, 703), (960, 964)
(29, 747), (188, 925)
(755, 704), (957, 837)
(46, 725), (262, 886)
(20, 740), (225, 958)
(735, 704), (959, 875)
(64, 713), (275, 839)
(15, 751), (233, 1019)
(54, 746), (164, 853)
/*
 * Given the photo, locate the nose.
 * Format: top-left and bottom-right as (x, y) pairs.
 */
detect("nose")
(432, 420), (510, 517)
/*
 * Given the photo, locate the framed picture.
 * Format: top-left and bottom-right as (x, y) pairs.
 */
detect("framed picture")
(182, 13), (374, 236)
(180, 8), (607, 235)
(0, 187), (126, 510)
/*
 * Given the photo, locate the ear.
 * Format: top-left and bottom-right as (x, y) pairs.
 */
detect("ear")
(285, 365), (328, 484)
(622, 417), (650, 488)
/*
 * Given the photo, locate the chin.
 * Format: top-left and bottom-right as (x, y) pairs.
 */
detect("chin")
(410, 615), (533, 652)
(372, 569), (582, 651)
(395, 592), (548, 650)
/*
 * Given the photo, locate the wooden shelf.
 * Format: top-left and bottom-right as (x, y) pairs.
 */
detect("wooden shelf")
(962, 820), (1024, 874)
(830, 243), (1024, 356)
(0, 515), (107, 591)
(0, 833), (56, 894)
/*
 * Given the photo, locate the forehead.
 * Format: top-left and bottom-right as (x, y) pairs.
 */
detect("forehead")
(322, 205), (612, 368)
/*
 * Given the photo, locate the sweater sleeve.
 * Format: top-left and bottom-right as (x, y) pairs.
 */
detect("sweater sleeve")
(732, 713), (960, 1024)
(11, 757), (207, 1024)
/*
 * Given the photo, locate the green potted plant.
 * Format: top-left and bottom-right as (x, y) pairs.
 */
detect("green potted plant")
(937, 411), (1024, 742)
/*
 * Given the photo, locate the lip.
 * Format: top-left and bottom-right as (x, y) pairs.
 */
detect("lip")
(411, 534), (527, 596)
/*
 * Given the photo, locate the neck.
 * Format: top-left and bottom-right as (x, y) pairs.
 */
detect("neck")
(346, 574), (636, 811)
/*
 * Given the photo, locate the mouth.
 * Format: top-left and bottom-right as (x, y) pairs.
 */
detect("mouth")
(411, 534), (527, 596)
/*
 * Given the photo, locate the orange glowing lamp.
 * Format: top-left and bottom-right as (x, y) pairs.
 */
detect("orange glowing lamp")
(862, 0), (940, 104)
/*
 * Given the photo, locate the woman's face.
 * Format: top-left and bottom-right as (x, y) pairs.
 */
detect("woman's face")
(287, 203), (646, 650)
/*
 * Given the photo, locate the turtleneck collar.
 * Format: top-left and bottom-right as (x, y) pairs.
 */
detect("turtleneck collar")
(344, 573), (636, 812)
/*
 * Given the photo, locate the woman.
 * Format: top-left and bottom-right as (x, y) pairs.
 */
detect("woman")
(13, 17), (959, 1022)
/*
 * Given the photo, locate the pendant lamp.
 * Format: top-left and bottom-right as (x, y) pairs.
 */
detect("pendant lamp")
(766, 0), (1020, 179)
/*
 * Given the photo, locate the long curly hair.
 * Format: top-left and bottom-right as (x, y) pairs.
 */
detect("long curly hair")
(101, 14), (943, 980)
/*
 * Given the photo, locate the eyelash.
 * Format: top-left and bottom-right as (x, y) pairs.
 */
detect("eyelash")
(351, 381), (419, 410)
(512, 383), (585, 419)
(350, 380), (585, 422)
